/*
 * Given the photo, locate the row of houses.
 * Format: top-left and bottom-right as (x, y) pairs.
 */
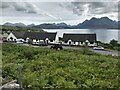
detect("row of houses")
(6, 31), (97, 46)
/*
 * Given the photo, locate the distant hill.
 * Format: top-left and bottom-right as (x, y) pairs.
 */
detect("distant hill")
(3, 17), (119, 29)
(4, 22), (26, 27)
(32, 23), (71, 29)
(32, 23), (61, 29)
(27, 24), (36, 28)
(75, 17), (118, 29)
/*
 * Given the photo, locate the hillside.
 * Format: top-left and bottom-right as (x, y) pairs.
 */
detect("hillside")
(32, 23), (71, 29)
(1, 25), (44, 33)
(2, 43), (120, 89)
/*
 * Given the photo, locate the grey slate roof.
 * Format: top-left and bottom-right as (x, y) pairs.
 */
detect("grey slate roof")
(63, 33), (96, 42)
(22, 32), (57, 40)
(12, 31), (26, 38)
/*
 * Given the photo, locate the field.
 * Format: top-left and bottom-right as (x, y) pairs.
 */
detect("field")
(2, 43), (120, 89)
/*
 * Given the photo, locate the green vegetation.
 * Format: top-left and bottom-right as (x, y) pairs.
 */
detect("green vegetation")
(28, 39), (33, 45)
(1, 26), (44, 34)
(2, 43), (120, 89)
(97, 39), (120, 51)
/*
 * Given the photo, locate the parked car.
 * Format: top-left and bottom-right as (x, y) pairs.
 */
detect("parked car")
(38, 43), (48, 46)
(93, 46), (104, 50)
(16, 40), (23, 44)
(32, 43), (48, 46)
(50, 44), (63, 50)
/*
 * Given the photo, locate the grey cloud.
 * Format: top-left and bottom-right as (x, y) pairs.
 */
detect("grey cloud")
(59, 2), (85, 15)
(88, 2), (105, 9)
(60, 2), (118, 16)
(71, 2), (86, 15)
(13, 2), (37, 14)
(88, 2), (118, 15)
(0, 2), (10, 8)
(1, 2), (37, 14)
(12, 2), (27, 11)
(25, 3), (37, 13)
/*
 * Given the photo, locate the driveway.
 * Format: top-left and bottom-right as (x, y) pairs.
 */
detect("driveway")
(90, 49), (120, 56)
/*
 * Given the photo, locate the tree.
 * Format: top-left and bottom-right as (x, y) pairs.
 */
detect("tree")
(110, 39), (118, 47)
(83, 41), (89, 54)
(28, 39), (33, 44)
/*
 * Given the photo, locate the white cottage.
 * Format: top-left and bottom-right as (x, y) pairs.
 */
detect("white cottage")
(7, 32), (25, 42)
(62, 33), (97, 46)
(23, 32), (57, 44)
(7, 31), (57, 44)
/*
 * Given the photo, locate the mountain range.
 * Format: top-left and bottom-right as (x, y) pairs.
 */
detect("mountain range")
(2, 17), (119, 29)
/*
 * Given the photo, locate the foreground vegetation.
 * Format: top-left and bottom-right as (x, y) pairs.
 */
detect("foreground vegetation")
(2, 43), (120, 89)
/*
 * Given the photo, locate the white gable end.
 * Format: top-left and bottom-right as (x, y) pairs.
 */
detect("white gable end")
(7, 33), (17, 41)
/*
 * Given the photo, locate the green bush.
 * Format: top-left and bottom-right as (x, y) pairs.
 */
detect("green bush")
(23, 49), (34, 60)
(28, 39), (33, 44)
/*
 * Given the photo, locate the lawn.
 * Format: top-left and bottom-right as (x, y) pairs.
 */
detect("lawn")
(2, 43), (120, 89)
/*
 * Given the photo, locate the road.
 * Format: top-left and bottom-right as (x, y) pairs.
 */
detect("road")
(63, 46), (119, 56)
(16, 43), (120, 56)
(90, 49), (120, 56)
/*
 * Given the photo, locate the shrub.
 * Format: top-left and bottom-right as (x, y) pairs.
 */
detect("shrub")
(110, 39), (118, 47)
(28, 39), (33, 44)
(23, 49), (34, 60)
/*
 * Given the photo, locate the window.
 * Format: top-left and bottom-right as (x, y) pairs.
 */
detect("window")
(50, 40), (53, 42)
(90, 42), (94, 44)
(36, 39), (38, 41)
(69, 41), (71, 45)
(10, 37), (13, 41)
(46, 40), (49, 43)
(81, 41), (83, 44)
(65, 41), (67, 43)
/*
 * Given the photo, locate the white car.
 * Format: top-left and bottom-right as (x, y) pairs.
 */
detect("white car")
(93, 46), (104, 50)
(16, 40), (23, 44)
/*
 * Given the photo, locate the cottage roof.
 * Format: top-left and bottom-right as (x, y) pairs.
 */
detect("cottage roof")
(12, 31), (26, 38)
(63, 33), (96, 42)
(23, 32), (57, 40)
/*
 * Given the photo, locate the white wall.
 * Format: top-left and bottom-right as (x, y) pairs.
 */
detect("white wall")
(7, 33), (25, 42)
(63, 40), (97, 46)
(7, 33), (17, 41)
(54, 36), (59, 43)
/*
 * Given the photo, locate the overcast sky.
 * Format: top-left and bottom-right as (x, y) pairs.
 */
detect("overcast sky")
(0, 0), (119, 25)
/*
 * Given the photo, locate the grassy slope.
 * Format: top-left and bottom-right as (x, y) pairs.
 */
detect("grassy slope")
(2, 43), (120, 89)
